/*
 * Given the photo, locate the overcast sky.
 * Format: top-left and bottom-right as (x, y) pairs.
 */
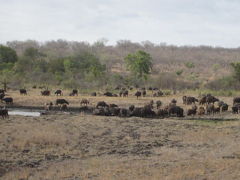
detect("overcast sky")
(1, 0), (240, 47)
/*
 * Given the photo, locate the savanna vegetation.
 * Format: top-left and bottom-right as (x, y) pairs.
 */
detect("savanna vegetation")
(1, 39), (240, 91)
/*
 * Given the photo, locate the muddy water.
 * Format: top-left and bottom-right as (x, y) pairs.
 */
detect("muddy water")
(8, 110), (41, 117)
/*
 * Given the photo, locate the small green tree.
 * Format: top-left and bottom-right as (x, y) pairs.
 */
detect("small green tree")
(185, 62), (195, 69)
(231, 62), (240, 81)
(124, 50), (153, 80)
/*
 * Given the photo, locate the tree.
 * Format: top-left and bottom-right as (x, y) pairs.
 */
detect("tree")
(231, 62), (240, 81)
(124, 50), (153, 80)
(0, 45), (18, 63)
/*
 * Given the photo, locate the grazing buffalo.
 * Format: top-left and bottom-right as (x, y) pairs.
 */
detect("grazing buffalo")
(109, 104), (118, 108)
(156, 100), (162, 109)
(2, 97), (13, 105)
(232, 103), (240, 114)
(206, 104), (214, 115)
(104, 92), (117, 97)
(80, 99), (89, 106)
(119, 108), (129, 117)
(0, 93), (5, 100)
(41, 90), (50, 96)
(206, 96), (219, 104)
(233, 97), (240, 105)
(45, 102), (53, 111)
(142, 90), (146, 97)
(19, 89), (27, 95)
(186, 97), (198, 105)
(0, 108), (8, 119)
(153, 90), (164, 97)
(96, 101), (109, 108)
(55, 99), (69, 105)
(120, 90), (128, 97)
(156, 108), (168, 117)
(0, 89), (5, 94)
(198, 107), (205, 115)
(60, 104), (68, 111)
(171, 99), (177, 104)
(91, 92), (97, 96)
(187, 105), (197, 116)
(55, 90), (63, 96)
(71, 89), (78, 96)
(167, 105), (184, 117)
(135, 91), (141, 99)
(109, 107), (120, 116)
(141, 105), (156, 117)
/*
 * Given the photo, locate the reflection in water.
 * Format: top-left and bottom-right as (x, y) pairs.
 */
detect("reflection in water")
(8, 110), (41, 117)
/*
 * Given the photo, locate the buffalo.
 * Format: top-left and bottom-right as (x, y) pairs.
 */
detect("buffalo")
(55, 90), (63, 96)
(70, 89), (78, 96)
(45, 102), (53, 111)
(91, 92), (97, 96)
(0, 108), (8, 119)
(60, 104), (68, 111)
(198, 107), (205, 115)
(233, 97), (240, 105)
(19, 89), (27, 95)
(55, 99), (69, 105)
(0, 93), (5, 100)
(206, 104), (214, 115)
(96, 101), (109, 108)
(187, 105), (197, 116)
(186, 97), (198, 105)
(167, 105), (184, 117)
(2, 97), (13, 105)
(156, 100), (162, 109)
(135, 91), (141, 99)
(80, 99), (89, 106)
(41, 90), (50, 96)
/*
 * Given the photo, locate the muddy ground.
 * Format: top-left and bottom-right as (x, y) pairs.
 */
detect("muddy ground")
(0, 113), (240, 180)
(0, 90), (240, 179)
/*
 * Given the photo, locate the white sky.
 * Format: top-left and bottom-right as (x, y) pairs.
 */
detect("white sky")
(1, 0), (240, 47)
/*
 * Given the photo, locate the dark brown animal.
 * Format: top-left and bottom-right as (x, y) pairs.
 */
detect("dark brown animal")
(55, 90), (63, 96)
(168, 105), (184, 117)
(206, 104), (214, 115)
(0, 108), (8, 119)
(142, 90), (146, 97)
(135, 91), (141, 99)
(69, 89), (78, 96)
(232, 103), (240, 114)
(156, 100), (162, 109)
(80, 99), (89, 106)
(187, 105), (197, 116)
(2, 97), (13, 105)
(91, 92), (97, 96)
(41, 90), (50, 96)
(198, 107), (205, 115)
(60, 104), (68, 111)
(56, 99), (69, 105)
(19, 89), (27, 95)
(45, 102), (53, 111)
(186, 97), (198, 105)
(233, 97), (240, 105)
(96, 101), (109, 108)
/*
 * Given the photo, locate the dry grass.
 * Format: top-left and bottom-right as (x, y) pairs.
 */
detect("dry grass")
(0, 91), (240, 180)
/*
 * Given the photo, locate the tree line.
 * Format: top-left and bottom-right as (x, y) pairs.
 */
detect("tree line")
(1, 39), (240, 90)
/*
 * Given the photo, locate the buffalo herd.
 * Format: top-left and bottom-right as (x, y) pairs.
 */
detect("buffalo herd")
(2, 87), (240, 119)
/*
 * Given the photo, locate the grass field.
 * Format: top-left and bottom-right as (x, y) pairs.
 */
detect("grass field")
(0, 89), (240, 180)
